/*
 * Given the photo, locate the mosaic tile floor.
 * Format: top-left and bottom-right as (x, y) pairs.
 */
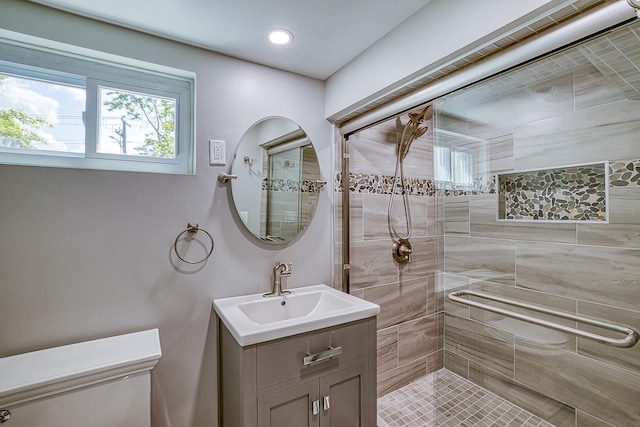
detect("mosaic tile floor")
(377, 369), (555, 427)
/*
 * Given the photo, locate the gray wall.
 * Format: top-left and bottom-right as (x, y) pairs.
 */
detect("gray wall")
(0, 1), (332, 426)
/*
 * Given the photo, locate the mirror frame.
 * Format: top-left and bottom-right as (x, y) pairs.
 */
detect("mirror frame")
(229, 116), (322, 244)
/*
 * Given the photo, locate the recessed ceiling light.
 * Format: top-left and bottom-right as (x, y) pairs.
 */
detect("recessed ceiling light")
(268, 29), (293, 45)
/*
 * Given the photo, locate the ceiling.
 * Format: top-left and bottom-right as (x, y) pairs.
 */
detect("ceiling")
(31, 0), (434, 80)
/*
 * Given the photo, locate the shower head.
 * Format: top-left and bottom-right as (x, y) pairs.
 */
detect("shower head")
(408, 105), (433, 126)
(396, 105), (432, 160)
(627, 0), (640, 17)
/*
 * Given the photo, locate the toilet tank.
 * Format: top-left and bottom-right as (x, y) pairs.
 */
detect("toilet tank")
(0, 329), (161, 427)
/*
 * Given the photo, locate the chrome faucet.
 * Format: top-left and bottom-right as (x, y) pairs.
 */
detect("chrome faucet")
(264, 261), (292, 297)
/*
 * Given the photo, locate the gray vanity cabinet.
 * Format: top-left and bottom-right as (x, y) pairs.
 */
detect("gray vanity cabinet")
(257, 362), (368, 426)
(219, 317), (377, 427)
(257, 381), (318, 426)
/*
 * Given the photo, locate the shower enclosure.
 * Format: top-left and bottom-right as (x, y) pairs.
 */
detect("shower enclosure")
(336, 15), (640, 427)
(266, 145), (319, 241)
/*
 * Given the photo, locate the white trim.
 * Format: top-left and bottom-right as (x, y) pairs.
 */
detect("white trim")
(0, 30), (195, 175)
(0, 28), (194, 81)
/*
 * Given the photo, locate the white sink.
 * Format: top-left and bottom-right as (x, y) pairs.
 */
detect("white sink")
(213, 284), (380, 346)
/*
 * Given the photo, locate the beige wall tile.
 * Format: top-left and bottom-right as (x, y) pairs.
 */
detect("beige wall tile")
(377, 356), (426, 397)
(333, 191), (342, 244)
(425, 275), (438, 316)
(362, 278), (428, 329)
(444, 313), (515, 377)
(514, 100), (640, 171)
(470, 194), (576, 243)
(398, 313), (442, 366)
(444, 196), (469, 235)
(574, 65), (626, 111)
(350, 236), (437, 290)
(515, 338), (640, 426)
(516, 241), (640, 310)
(363, 194), (427, 240)
(576, 410), (616, 427)
(434, 26), (640, 424)
(577, 301), (640, 373)
(441, 273), (470, 318)
(349, 117), (433, 180)
(444, 235), (516, 285)
(350, 238), (397, 289)
(469, 362), (575, 427)
(468, 281), (577, 352)
(348, 193), (363, 242)
(577, 223), (640, 249)
(471, 128), (515, 176)
(577, 187), (640, 249)
(333, 242), (342, 289)
(607, 186), (640, 224)
(349, 121), (397, 176)
(377, 326), (398, 375)
(426, 349), (443, 374)
(443, 350), (469, 378)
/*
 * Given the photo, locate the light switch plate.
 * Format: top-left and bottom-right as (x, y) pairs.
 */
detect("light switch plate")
(209, 139), (226, 166)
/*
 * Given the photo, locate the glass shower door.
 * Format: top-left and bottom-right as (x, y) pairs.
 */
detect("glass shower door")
(266, 147), (303, 242)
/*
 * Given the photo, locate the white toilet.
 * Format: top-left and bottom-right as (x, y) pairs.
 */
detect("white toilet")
(0, 329), (161, 427)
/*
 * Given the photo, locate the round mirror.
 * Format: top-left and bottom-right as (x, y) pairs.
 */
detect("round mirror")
(230, 116), (323, 244)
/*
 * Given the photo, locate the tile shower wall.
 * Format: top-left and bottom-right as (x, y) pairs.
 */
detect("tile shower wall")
(438, 22), (640, 427)
(334, 114), (444, 397)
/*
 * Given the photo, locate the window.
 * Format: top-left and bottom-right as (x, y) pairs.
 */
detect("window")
(434, 145), (474, 189)
(0, 31), (195, 174)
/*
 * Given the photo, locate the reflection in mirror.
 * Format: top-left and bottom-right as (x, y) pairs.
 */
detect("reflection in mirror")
(230, 117), (322, 243)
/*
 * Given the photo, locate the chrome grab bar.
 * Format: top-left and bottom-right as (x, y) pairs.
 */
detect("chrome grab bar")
(447, 290), (640, 348)
(304, 346), (343, 366)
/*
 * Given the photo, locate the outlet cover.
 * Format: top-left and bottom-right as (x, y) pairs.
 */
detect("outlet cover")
(209, 139), (225, 166)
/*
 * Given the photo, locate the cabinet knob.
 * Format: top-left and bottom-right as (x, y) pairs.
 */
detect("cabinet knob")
(323, 395), (330, 411)
(312, 400), (319, 415)
(0, 409), (10, 423)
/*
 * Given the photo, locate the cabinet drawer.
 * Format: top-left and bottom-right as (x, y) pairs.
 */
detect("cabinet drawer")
(256, 319), (370, 390)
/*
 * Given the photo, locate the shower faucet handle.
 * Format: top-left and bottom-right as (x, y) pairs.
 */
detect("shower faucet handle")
(392, 238), (412, 264)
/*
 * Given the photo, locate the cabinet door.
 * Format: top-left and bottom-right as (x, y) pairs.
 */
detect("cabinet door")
(319, 363), (369, 427)
(258, 381), (319, 427)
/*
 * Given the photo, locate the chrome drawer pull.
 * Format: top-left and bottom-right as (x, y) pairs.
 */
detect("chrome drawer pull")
(312, 400), (319, 415)
(303, 346), (342, 366)
(323, 395), (330, 411)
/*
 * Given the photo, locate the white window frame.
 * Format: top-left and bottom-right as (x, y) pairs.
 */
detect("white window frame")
(0, 29), (195, 175)
(434, 145), (474, 190)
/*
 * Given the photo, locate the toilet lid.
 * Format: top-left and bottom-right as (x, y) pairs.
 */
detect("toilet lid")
(0, 328), (161, 407)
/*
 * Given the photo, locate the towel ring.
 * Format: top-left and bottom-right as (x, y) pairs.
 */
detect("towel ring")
(173, 223), (214, 264)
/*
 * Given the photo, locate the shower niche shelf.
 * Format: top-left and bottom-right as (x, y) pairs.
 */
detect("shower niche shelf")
(497, 162), (608, 223)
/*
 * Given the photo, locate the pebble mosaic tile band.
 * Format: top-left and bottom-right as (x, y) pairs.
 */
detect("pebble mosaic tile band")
(498, 164), (606, 221)
(262, 178), (324, 193)
(333, 174), (501, 196)
(609, 159), (640, 186)
(334, 172), (436, 196)
(334, 159), (639, 205)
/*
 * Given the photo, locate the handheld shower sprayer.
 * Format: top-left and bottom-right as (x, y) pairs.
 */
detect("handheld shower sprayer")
(388, 105), (432, 264)
(627, 0), (640, 18)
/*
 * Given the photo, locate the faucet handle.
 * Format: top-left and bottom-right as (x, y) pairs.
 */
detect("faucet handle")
(275, 261), (292, 271)
(281, 262), (292, 276)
